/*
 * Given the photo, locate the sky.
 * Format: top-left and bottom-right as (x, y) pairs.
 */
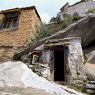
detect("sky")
(0, 0), (81, 23)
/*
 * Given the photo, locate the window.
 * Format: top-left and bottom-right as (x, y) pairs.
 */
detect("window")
(1, 13), (19, 31)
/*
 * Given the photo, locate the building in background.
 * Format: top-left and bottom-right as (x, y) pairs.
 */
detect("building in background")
(51, 0), (95, 22)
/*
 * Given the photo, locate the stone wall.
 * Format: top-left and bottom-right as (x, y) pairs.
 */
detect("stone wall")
(60, 0), (95, 20)
(0, 9), (40, 47)
(66, 1), (88, 16)
(0, 47), (18, 62)
(67, 39), (87, 85)
(43, 38), (87, 85)
(0, 8), (41, 62)
(45, 21), (65, 34)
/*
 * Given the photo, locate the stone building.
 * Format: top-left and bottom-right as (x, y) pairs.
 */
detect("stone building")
(14, 37), (86, 86)
(0, 6), (41, 62)
(17, 37), (87, 86)
(15, 15), (95, 86)
(53, 0), (95, 21)
(42, 37), (86, 85)
(14, 15), (95, 86)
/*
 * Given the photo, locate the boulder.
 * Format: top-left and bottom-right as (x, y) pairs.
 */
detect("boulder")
(85, 63), (95, 81)
(0, 61), (71, 95)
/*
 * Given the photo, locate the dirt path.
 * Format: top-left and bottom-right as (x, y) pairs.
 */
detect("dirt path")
(0, 87), (60, 95)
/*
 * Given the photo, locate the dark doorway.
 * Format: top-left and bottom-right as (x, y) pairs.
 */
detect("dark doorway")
(54, 46), (65, 81)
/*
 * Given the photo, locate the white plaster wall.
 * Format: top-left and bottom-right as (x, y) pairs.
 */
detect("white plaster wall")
(68, 39), (87, 84)
(66, 7), (75, 16)
(57, 12), (64, 21)
(66, 2), (88, 16)
(61, 1), (95, 19)
(42, 50), (52, 64)
(85, 1), (95, 10)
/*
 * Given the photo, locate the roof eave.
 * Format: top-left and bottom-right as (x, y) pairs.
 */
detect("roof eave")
(0, 6), (41, 21)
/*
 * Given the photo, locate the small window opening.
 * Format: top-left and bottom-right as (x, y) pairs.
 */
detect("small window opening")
(32, 55), (39, 64)
(1, 13), (19, 31)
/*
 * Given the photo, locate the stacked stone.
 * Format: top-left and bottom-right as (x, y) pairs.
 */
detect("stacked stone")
(0, 7), (41, 62)
(85, 81), (95, 94)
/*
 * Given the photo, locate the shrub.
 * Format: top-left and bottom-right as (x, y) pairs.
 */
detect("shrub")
(31, 23), (54, 43)
(63, 13), (81, 26)
(31, 14), (81, 43)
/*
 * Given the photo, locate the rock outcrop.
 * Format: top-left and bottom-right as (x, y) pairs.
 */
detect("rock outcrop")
(0, 61), (71, 95)
(0, 61), (87, 95)
(85, 50), (95, 80)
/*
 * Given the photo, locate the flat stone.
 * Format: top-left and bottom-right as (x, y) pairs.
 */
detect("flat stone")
(0, 61), (71, 95)
(86, 89), (95, 94)
(85, 84), (95, 89)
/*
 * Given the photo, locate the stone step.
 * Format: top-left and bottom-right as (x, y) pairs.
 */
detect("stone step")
(85, 81), (95, 94)
(85, 84), (95, 89)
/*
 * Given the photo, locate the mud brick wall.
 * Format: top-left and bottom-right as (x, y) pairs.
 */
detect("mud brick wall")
(0, 8), (41, 62)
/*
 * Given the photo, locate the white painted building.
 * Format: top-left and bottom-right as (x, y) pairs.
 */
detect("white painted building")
(58, 0), (95, 21)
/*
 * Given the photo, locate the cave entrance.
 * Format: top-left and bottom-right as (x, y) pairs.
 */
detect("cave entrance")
(54, 46), (67, 82)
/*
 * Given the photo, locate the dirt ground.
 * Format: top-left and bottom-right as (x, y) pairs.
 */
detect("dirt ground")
(0, 87), (61, 95)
